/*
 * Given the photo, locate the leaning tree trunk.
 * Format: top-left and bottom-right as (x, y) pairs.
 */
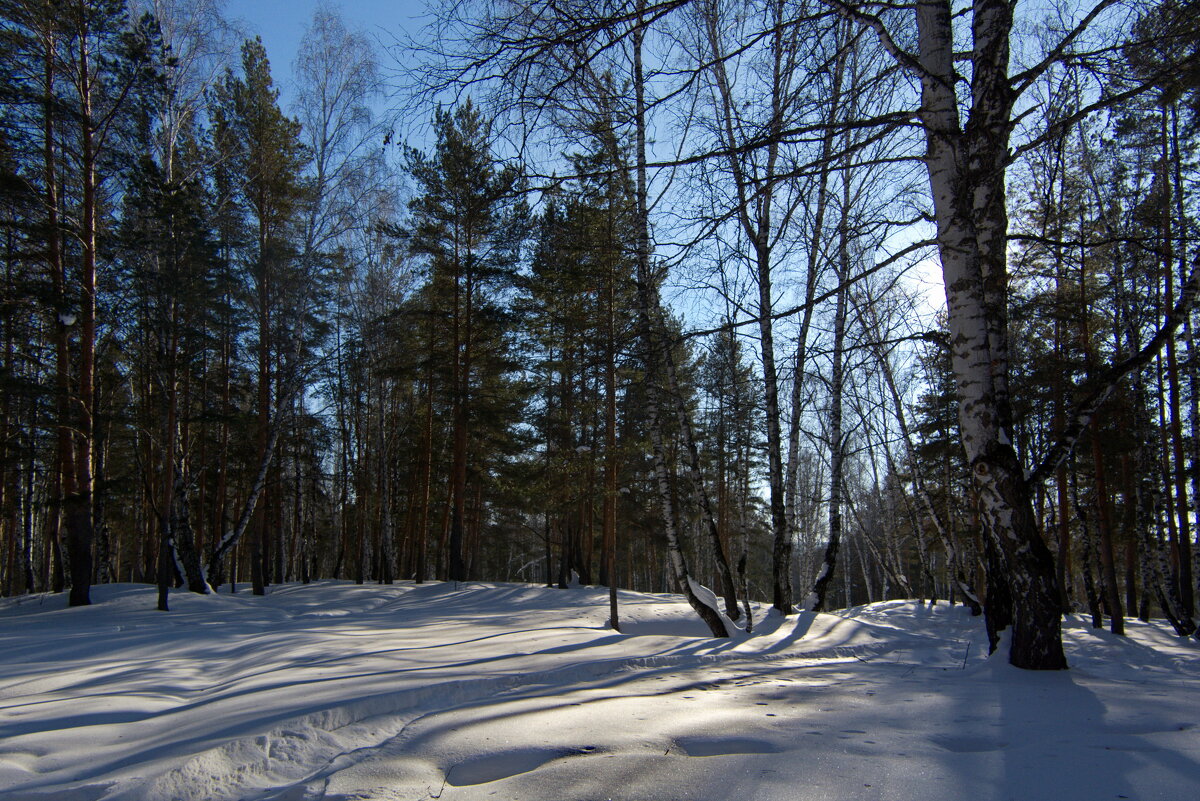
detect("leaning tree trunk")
(632, 3), (726, 637)
(658, 317), (740, 619)
(868, 313), (981, 615)
(207, 409), (286, 584)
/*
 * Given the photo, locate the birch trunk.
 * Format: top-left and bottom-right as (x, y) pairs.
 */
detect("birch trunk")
(915, 0), (1066, 668)
(700, 0), (811, 615)
(659, 329), (740, 619)
(170, 459), (208, 594)
(807, 208), (849, 613)
(633, 2), (726, 637)
(206, 406), (287, 583)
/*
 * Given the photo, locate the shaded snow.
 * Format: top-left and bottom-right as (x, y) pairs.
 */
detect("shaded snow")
(0, 582), (1197, 800)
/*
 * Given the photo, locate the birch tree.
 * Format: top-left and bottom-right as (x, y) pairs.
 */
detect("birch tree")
(830, 0), (1200, 667)
(691, 0), (820, 616)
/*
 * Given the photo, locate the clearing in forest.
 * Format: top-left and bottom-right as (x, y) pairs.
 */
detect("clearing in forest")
(0, 581), (1197, 800)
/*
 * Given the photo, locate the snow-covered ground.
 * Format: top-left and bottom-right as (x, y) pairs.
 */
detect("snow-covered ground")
(1, 581), (1197, 801)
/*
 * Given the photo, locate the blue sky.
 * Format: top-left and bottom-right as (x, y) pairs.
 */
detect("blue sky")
(226, 1), (426, 105)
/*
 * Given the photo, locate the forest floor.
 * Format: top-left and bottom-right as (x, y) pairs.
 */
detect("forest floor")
(0, 579), (1197, 801)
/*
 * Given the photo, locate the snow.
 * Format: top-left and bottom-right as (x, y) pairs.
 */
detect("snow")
(1, 583), (1198, 801)
(684, 576), (739, 634)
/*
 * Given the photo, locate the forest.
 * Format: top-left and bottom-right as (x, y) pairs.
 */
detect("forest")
(0, 0), (1198, 671)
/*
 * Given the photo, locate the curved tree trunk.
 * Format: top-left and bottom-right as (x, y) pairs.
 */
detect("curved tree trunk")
(632, 2), (725, 637)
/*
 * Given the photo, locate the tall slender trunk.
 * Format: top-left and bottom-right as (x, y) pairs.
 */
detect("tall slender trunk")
(1121, 453), (1139, 615)
(784, 201), (829, 576)
(447, 257), (469, 581)
(1089, 424), (1123, 632)
(157, 318), (179, 610)
(1050, 158), (1072, 613)
(785, 24), (845, 591)
(1170, 104), (1200, 629)
(701, 0), (808, 615)
(759, 264), (790, 614)
(333, 309), (350, 582)
(251, 199), (271, 595)
(808, 200), (848, 612)
(43, 17), (70, 598)
(415, 372), (433, 584)
(1161, 104), (1194, 617)
(66, 15), (98, 607)
(1078, 246), (1123, 633)
(379, 427), (394, 585)
(21, 407), (36, 592)
(1070, 468), (1104, 628)
(213, 307), (232, 587)
(1056, 456), (1072, 612)
(1132, 343), (1194, 633)
(1, 275), (16, 596)
(604, 255), (619, 629)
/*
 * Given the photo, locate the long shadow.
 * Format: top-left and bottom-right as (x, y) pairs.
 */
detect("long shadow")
(753, 612), (816, 655)
(1064, 617), (1200, 677)
(293, 651), (819, 792)
(1, 583), (774, 737)
(373, 654), (839, 750)
(994, 670), (1135, 801)
(934, 663), (1200, 801)
(0, 584), (616, 688)
(9, 632), (743, 789)
(3, 581), (839, 791)
(3, 620), (742, 765)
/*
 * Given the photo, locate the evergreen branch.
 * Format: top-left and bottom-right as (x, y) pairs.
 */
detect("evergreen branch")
(1028, 255), (1200, 486)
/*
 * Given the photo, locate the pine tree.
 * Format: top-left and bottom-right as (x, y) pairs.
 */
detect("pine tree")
(406, 100), (527, 582)
(205, 37), (308, 594)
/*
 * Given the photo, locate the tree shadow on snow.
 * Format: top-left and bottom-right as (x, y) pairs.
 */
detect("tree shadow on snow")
(938, 663), (1200, 801)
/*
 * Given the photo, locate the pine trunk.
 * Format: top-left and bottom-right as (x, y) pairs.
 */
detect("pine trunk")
(66, 23), (99, 608)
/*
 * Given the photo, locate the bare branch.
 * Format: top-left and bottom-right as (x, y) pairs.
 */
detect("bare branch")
(681, 237), (935, 340)
(1009, 0), (1121, 96)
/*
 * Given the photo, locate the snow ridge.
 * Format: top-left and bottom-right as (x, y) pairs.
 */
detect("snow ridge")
(135, 639), (908, 801)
